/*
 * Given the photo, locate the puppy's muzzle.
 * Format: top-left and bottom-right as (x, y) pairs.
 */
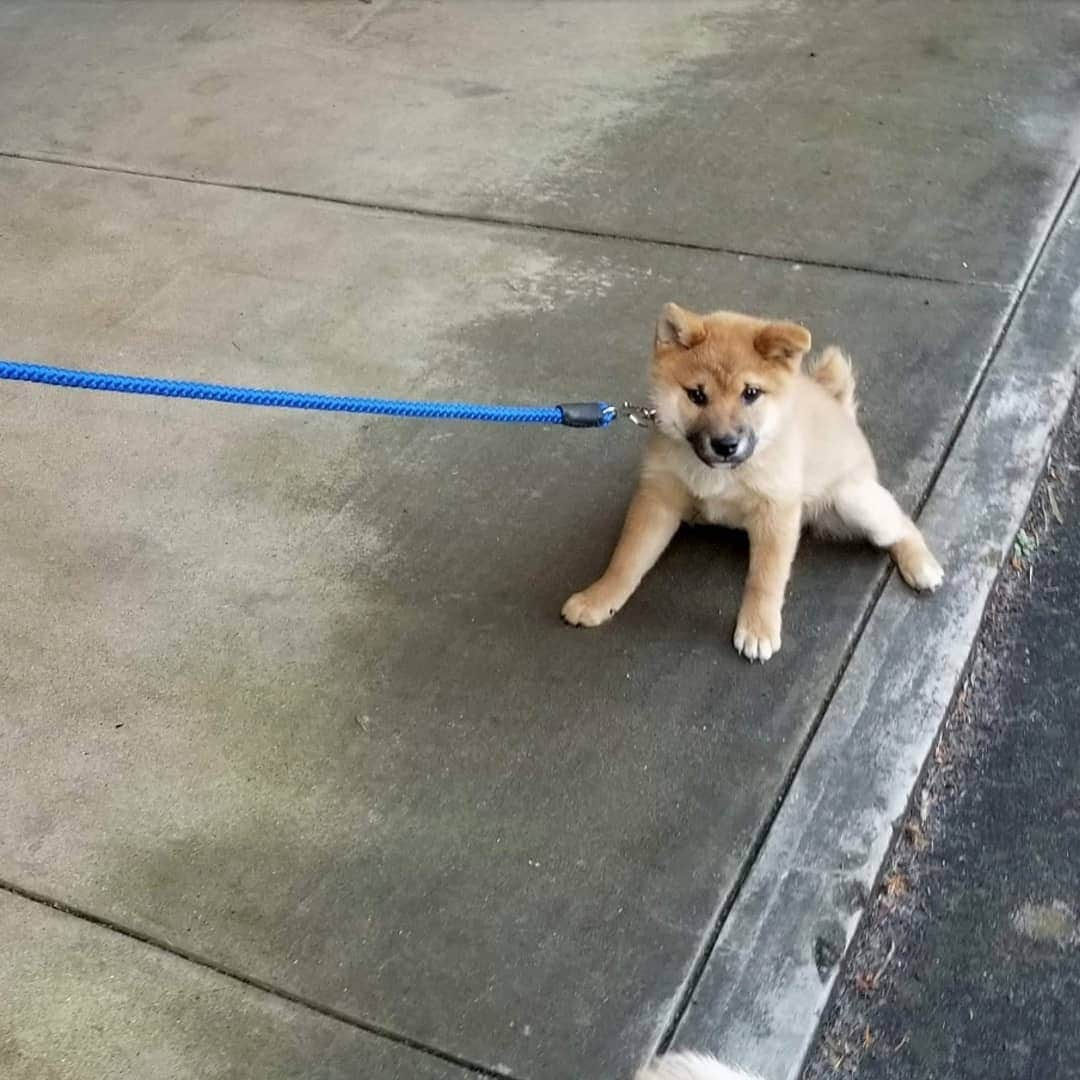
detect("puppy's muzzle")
(690, 429), (756, 467)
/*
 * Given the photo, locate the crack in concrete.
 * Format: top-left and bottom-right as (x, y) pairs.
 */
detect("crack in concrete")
(0, 149), (1011, 290)
(0, 877), (519, 1080)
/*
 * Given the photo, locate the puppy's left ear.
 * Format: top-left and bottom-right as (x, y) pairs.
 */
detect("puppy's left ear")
(754, 322), (812, 370)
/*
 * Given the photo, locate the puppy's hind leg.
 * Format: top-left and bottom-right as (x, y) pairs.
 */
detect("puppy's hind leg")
(832, 480), (944, 591)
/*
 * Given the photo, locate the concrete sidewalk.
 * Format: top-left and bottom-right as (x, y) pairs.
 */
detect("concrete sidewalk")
(1, 3), (1078, 1079)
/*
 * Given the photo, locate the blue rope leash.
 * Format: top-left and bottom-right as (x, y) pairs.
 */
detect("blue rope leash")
(0, 359), (618, 429)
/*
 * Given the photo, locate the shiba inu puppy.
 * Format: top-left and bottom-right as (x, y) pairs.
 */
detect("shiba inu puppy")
(563, 305), (942, 660)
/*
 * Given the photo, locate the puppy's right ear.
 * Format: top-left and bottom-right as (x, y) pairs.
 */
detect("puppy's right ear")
(655, 303), (705, 349)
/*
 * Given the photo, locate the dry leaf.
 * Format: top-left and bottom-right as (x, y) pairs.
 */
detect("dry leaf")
(1048, 485), (1065, 525)
(824, 1035), (850, 1070)
(903, 819), (929, 850)
(883, 872), (909, 898)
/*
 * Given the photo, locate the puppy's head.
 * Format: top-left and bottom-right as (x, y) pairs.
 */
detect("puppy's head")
(650, 303), (811, 468)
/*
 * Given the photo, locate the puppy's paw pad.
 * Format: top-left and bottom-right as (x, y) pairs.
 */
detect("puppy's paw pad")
(899, 550), (944, 592)
(562, 589), (617, 627)
(734, 610), (782, 662)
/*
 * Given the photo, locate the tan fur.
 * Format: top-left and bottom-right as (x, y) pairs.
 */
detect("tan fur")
(808, 345), (856, 417)
(562, 305), (943, 661)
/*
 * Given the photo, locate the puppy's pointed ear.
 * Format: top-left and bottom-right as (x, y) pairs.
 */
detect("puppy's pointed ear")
(655, 303), (706, 349)
(754, 321), (812, 370)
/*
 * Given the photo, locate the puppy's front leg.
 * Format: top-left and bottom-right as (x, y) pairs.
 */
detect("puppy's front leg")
(734, 502), (801, 661)
(562, 478), (687, 627)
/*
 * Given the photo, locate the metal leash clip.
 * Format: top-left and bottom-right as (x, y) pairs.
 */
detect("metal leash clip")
(621, 402), (657, 427)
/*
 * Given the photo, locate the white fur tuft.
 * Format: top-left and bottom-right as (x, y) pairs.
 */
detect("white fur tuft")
(635, 1051), (762, 1080)
(808, 345), (857, 417)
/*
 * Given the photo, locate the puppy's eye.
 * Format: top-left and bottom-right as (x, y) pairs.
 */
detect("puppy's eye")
(686, 385), (708, 407)
(742, 385), (763, 404)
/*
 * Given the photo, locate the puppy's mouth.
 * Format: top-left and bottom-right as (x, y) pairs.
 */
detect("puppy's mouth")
(689, 430), (756, 468)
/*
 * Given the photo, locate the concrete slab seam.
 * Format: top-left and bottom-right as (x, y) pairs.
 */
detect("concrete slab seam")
(0, 879), (515, 1080)
(0, 149), (1012, 290)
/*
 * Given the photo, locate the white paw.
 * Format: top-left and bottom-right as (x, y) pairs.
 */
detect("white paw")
(733, 608), (782, 662)
(561, 587), (619, 627)
(900, 549), (944, 592)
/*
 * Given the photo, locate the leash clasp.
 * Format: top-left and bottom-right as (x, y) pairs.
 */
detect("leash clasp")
(622, 402), (657, 427)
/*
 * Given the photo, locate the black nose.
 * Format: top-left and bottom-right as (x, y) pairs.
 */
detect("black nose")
(710, 434), (741, 458)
